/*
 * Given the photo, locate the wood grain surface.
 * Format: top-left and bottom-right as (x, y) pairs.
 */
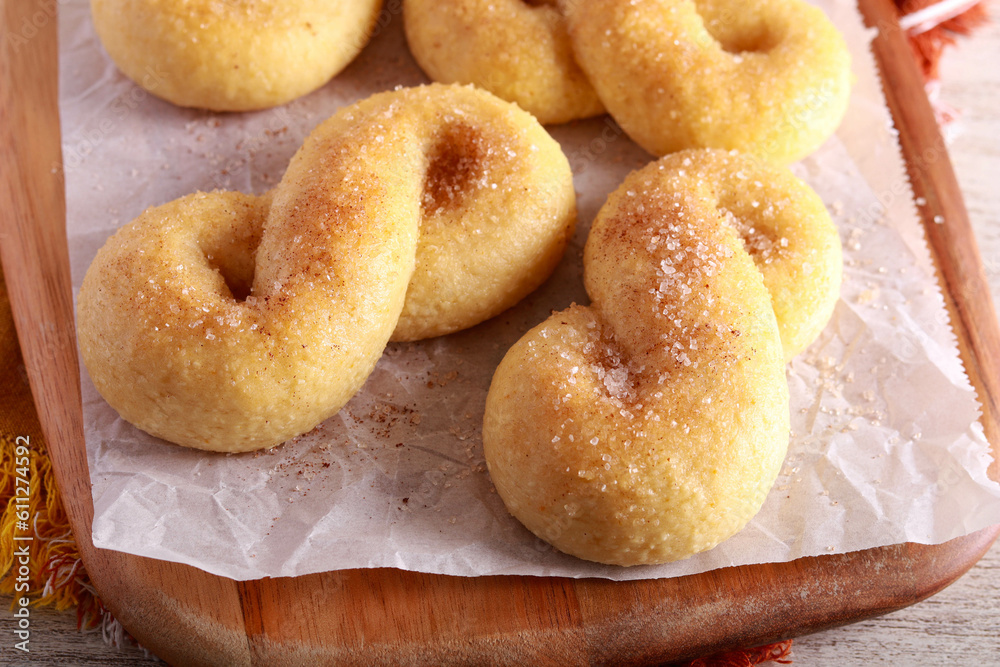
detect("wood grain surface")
(2, 0), (999, 664)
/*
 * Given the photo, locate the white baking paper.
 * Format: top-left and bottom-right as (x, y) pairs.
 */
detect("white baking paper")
(59, 0), (1000, 580)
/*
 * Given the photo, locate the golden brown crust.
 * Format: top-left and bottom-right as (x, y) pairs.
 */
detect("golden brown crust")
(77, 85), (575, 452)
(483, 149), (839, 566)
(653, 150), (842, 360)
(561, 0), (853, 163)
(90, 0), (384, 111)
(393, 101), (577, 341)
(404, 0), (604, 125)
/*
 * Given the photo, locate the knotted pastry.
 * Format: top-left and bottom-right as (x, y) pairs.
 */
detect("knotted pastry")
(484, 149), (841, 566)
(77, 84), (576, 453)
(90, 0), (384, 111)
(561, 0), (852, 163)
(696, 152), (842, 361)
(404, 0), (604, 125)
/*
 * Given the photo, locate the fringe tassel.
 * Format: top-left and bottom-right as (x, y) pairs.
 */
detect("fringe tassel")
(1, 434), (97, 623)
(685, 639), (794, 666)
(896, 0), (992, 81)
(1, 263), (137, 649)
(1, 435), (145, 651)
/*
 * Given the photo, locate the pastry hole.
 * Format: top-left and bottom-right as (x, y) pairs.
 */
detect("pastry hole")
(721, 208), (782, 263)
(740, 227), (781, 262)
(521, 0), (557, 7)
(197, 196), (268, 303)
(715, 29), (780, 55)
(207, 252), (255, 302)
(422, 121), (489, 217)
(702, 9), (782, 55)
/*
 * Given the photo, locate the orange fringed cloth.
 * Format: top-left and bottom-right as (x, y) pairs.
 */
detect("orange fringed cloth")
(896, 0), (991, 81)
(0, 265), (107, 631)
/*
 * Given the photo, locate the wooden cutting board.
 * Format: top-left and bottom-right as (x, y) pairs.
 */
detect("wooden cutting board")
(2, 0), (998, 664)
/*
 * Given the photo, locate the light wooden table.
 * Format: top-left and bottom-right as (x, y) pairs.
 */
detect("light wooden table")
(3, 8), (999, 667)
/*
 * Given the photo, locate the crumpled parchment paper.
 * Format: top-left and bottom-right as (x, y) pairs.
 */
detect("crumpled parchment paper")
(59, 0), (1000, 580)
